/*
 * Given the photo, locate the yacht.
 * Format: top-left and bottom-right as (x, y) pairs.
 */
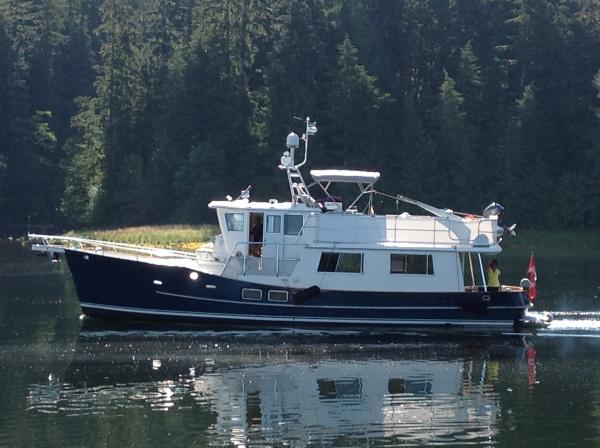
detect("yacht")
(31, 117), (535, 327)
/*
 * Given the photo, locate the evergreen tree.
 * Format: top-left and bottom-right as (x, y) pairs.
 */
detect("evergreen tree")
(331, 35), (392, 169)
(0, 19), (13, 211)
(61, 97), (105, 226)
(92, 0), (143, 223)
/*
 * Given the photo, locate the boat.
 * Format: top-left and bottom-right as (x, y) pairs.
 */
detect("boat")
(30, 117), (538, 328)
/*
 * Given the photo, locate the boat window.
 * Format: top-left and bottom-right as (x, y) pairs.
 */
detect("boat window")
(318, 378), (362, 399)
(284, 214), (303, 235)
(318, 252), (363, 273)
(390, 254), (434, 275)
(267, 290), (288, 302)
(241, 288), (262, 300)
(225, 213), (244, 232)
(266, 215), (281, 233)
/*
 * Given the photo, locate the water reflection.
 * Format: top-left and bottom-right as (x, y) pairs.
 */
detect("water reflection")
(25, 327), (531, 446)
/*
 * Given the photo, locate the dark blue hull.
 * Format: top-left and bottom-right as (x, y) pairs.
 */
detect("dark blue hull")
(65, 249), (528, 328)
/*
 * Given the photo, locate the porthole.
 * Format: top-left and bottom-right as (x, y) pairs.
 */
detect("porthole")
(189, 271), (199, 281)
(242, 288), (262, 300)
(268, 290), (289, 303)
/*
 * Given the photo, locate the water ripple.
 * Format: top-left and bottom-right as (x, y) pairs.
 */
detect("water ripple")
(25, 359), (503, 446)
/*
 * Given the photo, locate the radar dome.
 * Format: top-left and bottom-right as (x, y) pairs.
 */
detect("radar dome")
(286, 132), (299, 149)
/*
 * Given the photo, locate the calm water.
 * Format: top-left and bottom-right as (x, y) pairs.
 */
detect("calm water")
(1, 240), (600, 447)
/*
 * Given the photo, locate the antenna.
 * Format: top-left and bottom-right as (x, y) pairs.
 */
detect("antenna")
(296, 116), (317, 169)
(279, 116), (318, 207)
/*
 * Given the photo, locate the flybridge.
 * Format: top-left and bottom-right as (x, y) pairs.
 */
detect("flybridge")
(278, 118), (382, 214)
(276, 118), (505, 225)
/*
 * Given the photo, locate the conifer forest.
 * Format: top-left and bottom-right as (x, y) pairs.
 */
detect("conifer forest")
(2, 0), (600, 232)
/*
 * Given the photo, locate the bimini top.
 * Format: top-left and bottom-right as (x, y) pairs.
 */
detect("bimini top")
(310, 169), (380, 184)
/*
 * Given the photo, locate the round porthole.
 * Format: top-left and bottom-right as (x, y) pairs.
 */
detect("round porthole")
(189, 271), (199, 281)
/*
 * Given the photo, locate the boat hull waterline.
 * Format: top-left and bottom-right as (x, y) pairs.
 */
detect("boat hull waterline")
(66, 249), (528, 328)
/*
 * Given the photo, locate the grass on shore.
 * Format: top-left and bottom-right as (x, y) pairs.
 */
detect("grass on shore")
(67, 224), (219, 251)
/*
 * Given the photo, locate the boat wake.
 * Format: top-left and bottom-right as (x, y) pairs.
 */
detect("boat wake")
(538, 311), (600, 335)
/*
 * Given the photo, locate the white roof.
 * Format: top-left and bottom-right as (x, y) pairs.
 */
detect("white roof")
(310, 169), (380, 184)
(208, 199), (314, 211)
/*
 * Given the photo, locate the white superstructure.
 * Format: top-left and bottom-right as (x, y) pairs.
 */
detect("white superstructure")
(206, 117), (508, 294)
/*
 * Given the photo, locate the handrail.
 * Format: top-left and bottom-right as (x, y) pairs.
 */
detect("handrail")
(28, 233), (197, 260)
(220, 240), (301, 277)
(478, 253), (488, 292)
(312, 214), (498, 248)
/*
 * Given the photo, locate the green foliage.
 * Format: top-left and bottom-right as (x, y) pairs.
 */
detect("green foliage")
(60, 96), (105, 226)
(594, 69), (600, 118)
(1, 0), (600, 232)
(438, 70), (465, 124)
(173, 141), (224, 222)
(331, 35), (392, 168)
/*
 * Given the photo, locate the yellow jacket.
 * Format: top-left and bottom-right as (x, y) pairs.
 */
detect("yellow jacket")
(487, 267), (501, 288)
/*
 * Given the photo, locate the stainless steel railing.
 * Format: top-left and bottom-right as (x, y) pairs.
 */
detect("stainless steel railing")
(221, 241), (300, 278)
(307, 214), (498, 247)
(28, 233), (197, 261)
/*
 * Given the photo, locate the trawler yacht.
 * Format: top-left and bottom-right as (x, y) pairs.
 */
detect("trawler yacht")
(31, 117), (534, 327)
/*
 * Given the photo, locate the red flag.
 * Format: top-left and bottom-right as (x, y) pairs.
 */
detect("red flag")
(527, 254), (537, 301)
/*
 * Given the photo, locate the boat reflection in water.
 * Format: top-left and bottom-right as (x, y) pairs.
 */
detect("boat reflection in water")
(202, 357), (500, 446)
(27, 326), (530, 446)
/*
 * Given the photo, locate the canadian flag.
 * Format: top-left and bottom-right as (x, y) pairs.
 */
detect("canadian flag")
(527, 254), (537, 301)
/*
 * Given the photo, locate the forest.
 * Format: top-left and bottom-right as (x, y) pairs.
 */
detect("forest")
(1, 0), (600, 233)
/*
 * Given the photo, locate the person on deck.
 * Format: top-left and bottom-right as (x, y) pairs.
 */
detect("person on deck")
(487, 259), (501, 292)
(249, 215), (263, 257)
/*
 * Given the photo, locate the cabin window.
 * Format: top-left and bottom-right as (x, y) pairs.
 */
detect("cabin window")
(388, 378), (432, 395)
(225, 213), (244, 232)
(266, 215), (281, 233)
(318, 378), (362, 399)
(390, 254), (434, 275)
(241, 288), (262, 300)
(318, 252), (363, 273)
(284, 214), (303, 235)
(268, 290), (288, 302)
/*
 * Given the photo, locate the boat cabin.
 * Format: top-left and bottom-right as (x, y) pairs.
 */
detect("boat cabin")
(207, 119), (503, 294)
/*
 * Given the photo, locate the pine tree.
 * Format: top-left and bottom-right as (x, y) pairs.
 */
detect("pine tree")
(61, 97), (105, 226)
(331, 35), (392, 169)
(91, 0), (144, 223)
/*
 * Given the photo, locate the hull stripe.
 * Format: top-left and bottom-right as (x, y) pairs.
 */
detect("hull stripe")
(156, 290), (525, 311)
(80, 302), (516, 327)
